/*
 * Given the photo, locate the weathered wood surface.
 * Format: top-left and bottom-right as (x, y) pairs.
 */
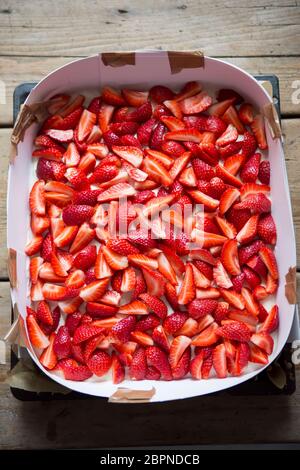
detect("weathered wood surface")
(0, 0), (300, 58)
(0, 55), (300, 127)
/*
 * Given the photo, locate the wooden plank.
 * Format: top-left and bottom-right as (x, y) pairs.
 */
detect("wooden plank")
(0, 55), (299, 127)
(0, 119), (299, 277)
(0, 274), (299, 448)
(0, 0), (300, 58)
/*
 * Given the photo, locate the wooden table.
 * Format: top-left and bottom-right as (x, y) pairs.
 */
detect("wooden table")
(0, 0), (300, 449)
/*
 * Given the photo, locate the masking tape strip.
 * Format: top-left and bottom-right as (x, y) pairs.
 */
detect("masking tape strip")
(263, 102), (282, 139)
(167, 50), (204, 74)
(285, 266), (297, 305)
(7, 248), (17, 288)
(101, 52), (136, 67)
(108, 387), (156, 403)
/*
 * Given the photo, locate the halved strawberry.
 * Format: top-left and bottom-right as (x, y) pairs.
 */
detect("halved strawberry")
(142, 156), (173, 186)
(216, 124), (238, 147)
(236, 215), (259, 244)
(145, 346), (172, 380)
(222, 105), (244, 134)
(240, 153), (261, 183)
(141, 266), (166, 297)
(122, 88), (148, 107)
(217, 320), (251, 342)
(129, 348), (147, 380)
(97, 182), (136, 202)
(120, 266), (136, 292)
(168, 152), (191, 181)
(118, 300), (149, 315)
(76, 109), (97, 142)
(239, 182), (270, 201)
(215, 165), (242, 188)
(169, 335), (191, 368)
(187, 189), (219, 211)
(175, 81), (202, 102)
(26, 314), (50, 349)
(163, 99), (183, 119)
(65, 269), (85, 288)
(79, 279), (109, 302)
(29, 180), (46, 216)
(101, 86), (125, 106)
(239, 103), (254, 125)
(224, 153), (246, 176)
(259, 246), (278, 280)
(251, 114), (268, 150)
(40, 333), (57, 370)
(251, 332), (274, 355)
(249, 343), (268, 364)
(99, 103), (114, 133)
(213, 260), (233, 288)
(165, 129), (202, 143)
(192, 323), (218, 347)
(179, 91), (212, 114)
(32, 147), (64, 162)
(258, 160), (270, 185)
(178, 264), (195, 305)
(221, 239), (241, 275)
(139, 293), (167, 319)
(102, 245), (128, 270)
(257, 214), (277, 245)
(215, 216), (237, 239)
(220, 289), (245, 310)
(213, 343), (227, 378)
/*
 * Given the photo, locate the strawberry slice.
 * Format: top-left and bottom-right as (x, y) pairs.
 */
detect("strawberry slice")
(251, 332), (274, 355)
(77, 109), (97, 142)
(139, 293), (168, 319)
(97, 182), (136, 203)
(222, 105), (244, 134)
(236, 215), (259, 244)
(235, 193), (271, 214)
(192, 323), (218, 347)
(26, 314), (50, 349)
(215, 216), (237, 239)
(213, 260), (233, 289)
(145, 346), (172, 380)
(165, 129), (202, 143)
(178, 264), (195, 305)
(224, 153), (246, 176)
(168, 152), (191, 181)
(150, 85), (175, 103)
(259, 246), (279, 280)
(118, 300), (149, 315)
(128, 254), (158, 270)
(99, 103), (114, 133)
(120, 266), (136, 292)
(216, 321), (251, 342)
(249, 343), (268, 364)
(129, 348), (147, 380)
(163, 100), (183, 119)
(102, 86), (125, 106)
(215, 165), (242, 188)
(141, 266), (166, 297)
(250, 114), (268, 150)
(169, 335), (191, 368)
(102, 245), (128, 270)
(220, 289), (245, 310)
(79, 279), (109, 302)
(221, 239), (241, 275)
(216, 124), (238, 147)
(240, 153), (261, 183)
(45, 129), (73, 143)
(213, 343), (227, 378)
(239, 103), (254, 125)
(152, 325), (170, 352)
(257, 213), (277, 245)
(122, 89), (149, 107)
(187, 189), (219, 211)
(239, 183), (270, 201)
(39, 333), (57, 370)
(258, 305), (279, 333)
(175, 81), (202, 102)
(63, 142), (80, 167)
(160, 116), (185, 131)
(179, 91), (212, 114)
(111, 145), (143, 167)
(142, 156), (173, 186)
(131, 330), (154, 347)
(29, 180), (46, 216)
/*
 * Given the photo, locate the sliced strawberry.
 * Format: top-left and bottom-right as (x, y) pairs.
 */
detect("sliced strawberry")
(251, 114), (268, 150)
(118, 300), (149, 316)
(29, 180), (46, 216)
(128, 348), (147, 380)
(192, 323), (218, 347)
(177, 264), (195, 305)
(257, 213), (277, 244)
(175, 81), (202, 102)
(169, 335), (191, 369)
(99, 104), (115, 133)
(101, 86), (125, 106)
(149, 85), (175, 103)
(216, 124), (238, 147)
(161, 139), (185, 157)
(141, 266), (166, 297)
(26, 314), (50, 349)
(239, 183), (270, 201)
(236, 214), (259, 244)
(139, 293), (167, 319)
(249, 343), (268, 365)
(131, 330), (154, 347)
(111, 315), (136, 342)
(163, 99), (183, 119)
(240, 153), (261, 183)
(122, 88), (148, 107)
(222, 105), (244, 134)
(188, 299), (218, 320)
(213, 343), (227, 378)
(221, 239), (241, 275)
(142, 156), (173, 186)
(217, 320), (251, 342)
(220, 289), (245, 310)
(213, 260), (233, 288)
(259, 246), (278, 280)
(179, 91), (212, 114)
(215, 165), (242, 188)
(79, 277), (109, 302)
(97, 182), (136, 203)
(239, 103), (254, 125)
(241, 131), (257, 157)
(187, 189), (219, 211)
(258, 160), (270, 185)
(165, 129), (202, 143)
(87, 350), (112, 377)
(251, 332), (274, 355)
(40, 333), (57, 370)
(146, 346), (172, 380)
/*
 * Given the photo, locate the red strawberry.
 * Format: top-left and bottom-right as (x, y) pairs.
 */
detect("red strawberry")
(188, 299), (218, 319)
(53, 325), (72, 359)
(251, 114), (268, 150)
(179, 91), (212, 114)
(178, 264), (195, 305)
(213, 343), (227, 378)
(36, 301), (53, 326)
(126, 101), (152, 123)
(56, 358), (92, 381)
(240, 153), (261, 182)
(109, 121), (139, 136)
(239, 103), (254, 125)
(137, 118), (157, 145)
(26, 314), (50, 348)
(73, 324), (105, 345)
(259, 305), (279, 334)
(243, 266), (261, 289)
(251, 332), (274, 355)
(219, 141), (242, 158)
(135, 314), (160, 333)
(192, 159), (215, 181)
(220, 289), (245, 310)
(257, 213), (277, 244)
(217, 321), (251, 342)
(221, 239), (241, 275)
(249, 343), (268, 365)
(36, 159), (65, 181)
(172, 348), (191, 379)
(103, 130), (122, 147)
(238, 240), (264, 265)
(222, 105), (244, 134)
(227, 206), (251, 232)
(97, 182), (136, 203)
(236, 214), (259, 244)
(87, 96), (102, 114)
(213, 301), (229, 323)
(73, 245), (97, 271)
(88, 163), (118, 184)
(129, 348), (147, 380)
(62, 205), (94, 226)
(258, 160), (270, 185)
(40, 333), (57, 370)
(65, 167), (89, 190)
(132, 190), (155, 205)
(74, 189), (102, 206)
(148, 122), (164, 150)
(87, 350), (112, 377)
(150, 85), (174, 103)
(111, 315), (136, 342)
(111, 353), (125, 384)
(217, 88), (243, 104)
(241, 131), (257, 158)
(146, 346), (172, 380)
(216, 124), (238, 147)
(259, 246), (279, 280)
(107, 238), (139, 256)
(139, 293), (168, 319)
(193, 260), (213, 280)
(102, 86), (125, 106)
(65, 312), (83, 336)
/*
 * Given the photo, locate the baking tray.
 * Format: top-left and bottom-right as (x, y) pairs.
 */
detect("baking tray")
(10, 75), (297, 400)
